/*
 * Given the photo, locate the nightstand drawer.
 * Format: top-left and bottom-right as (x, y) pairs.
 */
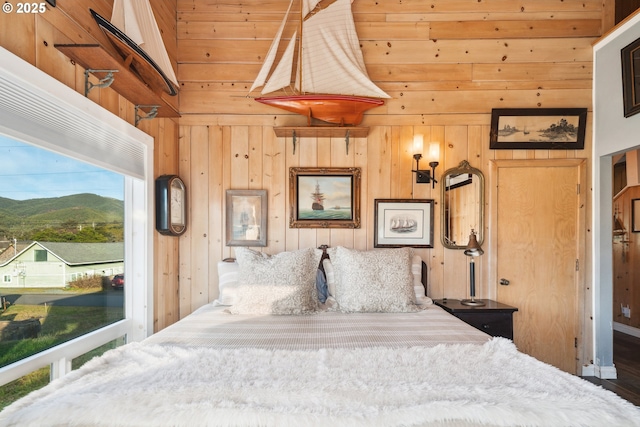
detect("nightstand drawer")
(453, 312), (514, 340)
(433, 299), (518, 340)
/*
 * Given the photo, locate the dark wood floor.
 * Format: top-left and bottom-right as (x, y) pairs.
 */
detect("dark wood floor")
(583, 331), (640, 406)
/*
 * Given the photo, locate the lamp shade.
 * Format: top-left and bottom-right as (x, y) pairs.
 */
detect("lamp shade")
(428, 142), (440, 162)
(413, 134), (424, 155)
(464, 229), (484, 257)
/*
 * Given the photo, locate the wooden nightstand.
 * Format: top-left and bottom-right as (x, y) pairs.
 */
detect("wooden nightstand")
(433, 299), (518, 340)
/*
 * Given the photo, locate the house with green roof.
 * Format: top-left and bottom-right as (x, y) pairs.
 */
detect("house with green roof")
(0, 241), (123, 288)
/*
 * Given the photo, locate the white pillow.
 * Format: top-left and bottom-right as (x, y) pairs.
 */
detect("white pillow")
(214, 260), (239, 306)
(229, 247), (322, 315)
(326, 246), (419, 313)
(323, 253), (430, 304)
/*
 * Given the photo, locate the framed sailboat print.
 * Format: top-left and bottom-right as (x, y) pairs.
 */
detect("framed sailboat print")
(374, 199), (435, 248)
(289, 167), (361, 229)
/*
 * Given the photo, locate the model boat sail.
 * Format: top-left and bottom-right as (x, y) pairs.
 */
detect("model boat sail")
(250, 0), (390, 126)
(90, 0), (179, 96)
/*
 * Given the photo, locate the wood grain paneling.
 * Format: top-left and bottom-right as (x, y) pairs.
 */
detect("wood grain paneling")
(1, 0), (615, 368)
(172, 0), (605, 369)
(430, 20), (601, 39)
(613, 186), (640, 329)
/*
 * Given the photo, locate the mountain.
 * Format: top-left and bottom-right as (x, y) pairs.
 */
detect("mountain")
(0, 193), (124, 226)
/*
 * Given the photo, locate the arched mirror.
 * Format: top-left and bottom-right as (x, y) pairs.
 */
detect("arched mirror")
(440, 160), (484, 249)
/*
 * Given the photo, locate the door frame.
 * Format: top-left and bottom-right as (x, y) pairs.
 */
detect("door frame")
(488, 159), (587, 373)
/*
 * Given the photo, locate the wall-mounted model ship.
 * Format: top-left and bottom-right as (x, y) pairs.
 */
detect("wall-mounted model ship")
(250, 0), (390, 126)
(90, 0), (179, 96)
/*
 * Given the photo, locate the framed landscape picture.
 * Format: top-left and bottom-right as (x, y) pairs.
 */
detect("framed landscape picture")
(289, 167), (361, 229)
(225, 189), (267, 246)
(374, 199), (434, 248)
(489, 108), (587, 150)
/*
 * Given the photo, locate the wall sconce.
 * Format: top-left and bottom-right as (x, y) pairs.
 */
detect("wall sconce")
(461, 229), (485, 307)
(412, 135), (439, 188)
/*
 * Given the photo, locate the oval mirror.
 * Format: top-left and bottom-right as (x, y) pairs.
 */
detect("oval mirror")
(440, 160), (484, 249)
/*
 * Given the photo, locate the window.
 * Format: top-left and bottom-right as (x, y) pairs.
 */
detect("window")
(2, 275), (10, 283)
(0, 136), (126, 369)
(0, 47), (153, 399)
(33, 250), (47, 262)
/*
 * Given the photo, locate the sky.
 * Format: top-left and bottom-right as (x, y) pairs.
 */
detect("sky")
(0, 135), (124, 201)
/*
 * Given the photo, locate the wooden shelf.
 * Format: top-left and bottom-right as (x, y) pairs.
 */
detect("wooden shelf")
(273, 126), (368, 138)
(273, 126), (369, 154)
(55, 44), (179, 119)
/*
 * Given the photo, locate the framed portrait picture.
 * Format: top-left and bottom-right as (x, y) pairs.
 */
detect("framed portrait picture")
(374, 199), (434, 248)
(225, 189), (267, 246)
(622, 37), (640, 118)
(489, 108), (587, 150)
(289, 167), (361, 228)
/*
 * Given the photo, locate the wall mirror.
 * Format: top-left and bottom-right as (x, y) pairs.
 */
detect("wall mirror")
(441, 160), (485, 249)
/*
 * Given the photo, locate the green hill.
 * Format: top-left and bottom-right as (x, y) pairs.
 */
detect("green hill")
(0, 194), (123, 227)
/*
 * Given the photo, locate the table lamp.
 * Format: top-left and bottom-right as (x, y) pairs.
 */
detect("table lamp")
(461, 229), (485, 306)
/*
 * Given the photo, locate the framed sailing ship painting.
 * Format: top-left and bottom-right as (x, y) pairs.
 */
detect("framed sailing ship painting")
(289, 167), (361, 229)
(374, 199), (434, 248)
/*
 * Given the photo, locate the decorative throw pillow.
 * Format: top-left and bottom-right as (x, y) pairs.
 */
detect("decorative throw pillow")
(229, 247), (322, 315)
(326, 246), (419, 313)
(324, 252), (428, 304)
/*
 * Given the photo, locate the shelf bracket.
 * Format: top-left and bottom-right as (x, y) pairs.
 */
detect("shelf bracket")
(292, 130), (297, 155)
(84, 69), (118, 97)
(345, 130), (350, 155)
(135, 105), (159, 126)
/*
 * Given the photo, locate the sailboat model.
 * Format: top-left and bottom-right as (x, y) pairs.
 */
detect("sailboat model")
(90, 0), (179, 96)
(250, 0), (390, 126)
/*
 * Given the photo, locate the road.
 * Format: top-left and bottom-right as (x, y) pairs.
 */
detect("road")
(0, 291), (124, 308)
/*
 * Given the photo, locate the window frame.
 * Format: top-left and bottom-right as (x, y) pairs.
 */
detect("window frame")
(0, 46), (153, 386)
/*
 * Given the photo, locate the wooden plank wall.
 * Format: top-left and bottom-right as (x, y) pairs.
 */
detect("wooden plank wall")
(613, 186), (640, 329)
(0, 1), (181, 332)
(0, 1), (619, 367)
(176, 0), (603, 308)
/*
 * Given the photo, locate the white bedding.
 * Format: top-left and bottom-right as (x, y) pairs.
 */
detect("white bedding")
(1, 304), (639, 427)
(143, 304), (491, 349)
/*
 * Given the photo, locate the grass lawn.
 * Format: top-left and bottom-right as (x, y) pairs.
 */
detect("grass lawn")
(0, 304), (124, 411)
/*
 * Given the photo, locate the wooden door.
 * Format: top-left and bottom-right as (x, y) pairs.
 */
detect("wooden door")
(492, 160), (585, 374)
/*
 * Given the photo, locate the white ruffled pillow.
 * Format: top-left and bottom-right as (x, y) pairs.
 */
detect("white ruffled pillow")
(326, 246), (419, 313)
(229, 247), (322, 315)
(323, 253), (431, 306)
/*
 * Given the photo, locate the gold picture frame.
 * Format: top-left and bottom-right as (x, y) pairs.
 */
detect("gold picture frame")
(289, 167), (361, 229)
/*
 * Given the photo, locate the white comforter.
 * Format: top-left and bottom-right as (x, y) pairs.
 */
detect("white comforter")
(1, 306), (639, 427)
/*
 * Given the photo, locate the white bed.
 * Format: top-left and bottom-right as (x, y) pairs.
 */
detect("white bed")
(0, 246), (639, 427)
